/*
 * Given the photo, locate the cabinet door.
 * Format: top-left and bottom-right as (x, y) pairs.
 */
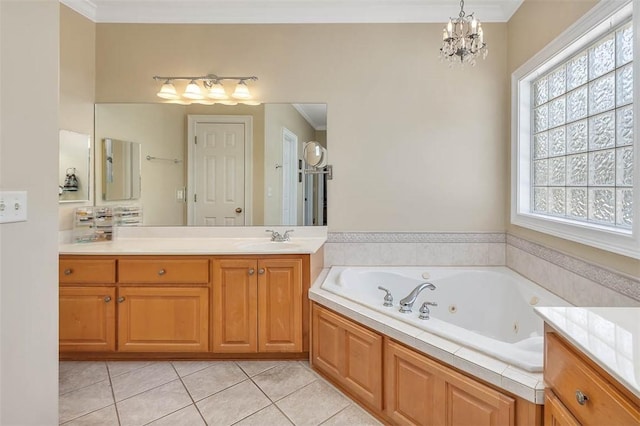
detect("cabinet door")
(385, 339), (443, 426)
(212, 259), (258, 353)
(544, 389), (581, 426)
(59, 286), (116, 352)
(257, 258), (302, 352)
(312, 305), (383, 410)
(440, 363), (515, 426)
(117, 286), (209, 352)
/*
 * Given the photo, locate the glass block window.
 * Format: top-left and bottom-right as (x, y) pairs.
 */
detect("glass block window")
(531, 21), (633, 229)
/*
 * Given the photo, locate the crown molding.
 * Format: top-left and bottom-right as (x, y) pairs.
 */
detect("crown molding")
(60, 0), (98, 21)
(60, 0), (524, 24)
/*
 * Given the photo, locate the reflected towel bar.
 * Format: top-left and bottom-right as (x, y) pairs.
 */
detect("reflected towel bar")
(146, 155), (182, 164)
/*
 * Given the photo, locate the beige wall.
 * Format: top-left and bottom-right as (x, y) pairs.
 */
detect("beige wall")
(0, 1), (59, 423)
(507, 0), (640, 277)
(95, 23), (509, 232)
(95, 104), (186, 225)
(59, 5), (96, 230)
(264, 103), (315, 225)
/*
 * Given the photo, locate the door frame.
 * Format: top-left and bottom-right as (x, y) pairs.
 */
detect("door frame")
(281, 127), (298, 225)
(187, 115), (253, 225)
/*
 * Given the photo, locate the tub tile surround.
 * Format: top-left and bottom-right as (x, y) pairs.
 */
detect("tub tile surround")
(309, 271), (544, 404)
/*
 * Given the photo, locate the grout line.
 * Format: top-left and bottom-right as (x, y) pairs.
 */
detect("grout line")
(59, 404), (117, 425)
(246, 375), (295, 426)
(106, 361), (154, 379)
(169, 362), (209, 425)
(59, 377), (111, 397)
(105, 361), (123, 426)
(318, 405), (351, 425)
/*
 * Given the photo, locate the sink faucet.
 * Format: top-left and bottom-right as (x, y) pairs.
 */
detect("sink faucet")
(266, 229), (294, 242)
(399, 282), (436, 313)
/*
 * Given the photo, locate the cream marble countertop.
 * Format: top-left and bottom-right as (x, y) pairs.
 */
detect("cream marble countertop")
(59, 226), (327, 255)
(535, 306), (640, 399)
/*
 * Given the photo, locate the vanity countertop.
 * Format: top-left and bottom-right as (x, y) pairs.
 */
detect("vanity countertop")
(535, 306), (640, 399)
(59, 226), (327, 255)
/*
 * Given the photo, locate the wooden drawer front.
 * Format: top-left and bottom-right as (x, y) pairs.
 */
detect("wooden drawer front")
(118, 259), (209, 284)
(544, 389), (580, 426)
(60, 259), (116, 284)
(545, 333), (640, 425)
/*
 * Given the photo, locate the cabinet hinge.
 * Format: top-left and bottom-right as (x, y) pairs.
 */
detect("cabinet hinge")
(195, 136), (198, 145)
(194, 194), (197, 202)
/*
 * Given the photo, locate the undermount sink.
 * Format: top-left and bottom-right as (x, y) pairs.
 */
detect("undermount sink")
(234, 241), (303, 251)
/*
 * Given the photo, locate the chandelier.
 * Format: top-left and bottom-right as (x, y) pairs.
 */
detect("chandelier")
(153, 74), (259, 105)
(439, 0), (487, 66)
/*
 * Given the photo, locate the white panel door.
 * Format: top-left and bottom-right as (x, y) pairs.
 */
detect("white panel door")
(194, 122), (245, 226)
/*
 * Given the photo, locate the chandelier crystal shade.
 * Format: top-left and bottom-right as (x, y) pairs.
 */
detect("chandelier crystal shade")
(153, 74), (259, 104)
(439, 0), (488, 66)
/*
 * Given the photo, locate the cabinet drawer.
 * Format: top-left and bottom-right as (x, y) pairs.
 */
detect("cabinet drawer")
(118, 259), (209, 284)
(545, 332), (640, 425)
(60, 258), (116, 284)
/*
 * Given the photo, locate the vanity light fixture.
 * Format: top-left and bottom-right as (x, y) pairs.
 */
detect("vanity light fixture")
(153, 74), (259, 104)
(439, 0), (488, 66)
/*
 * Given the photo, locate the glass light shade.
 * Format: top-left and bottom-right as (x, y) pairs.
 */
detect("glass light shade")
(232, 81), (251, 99)
(183, 80), (204, 99)
(157, 81), (179, 100)
(207, 82), (228, 99)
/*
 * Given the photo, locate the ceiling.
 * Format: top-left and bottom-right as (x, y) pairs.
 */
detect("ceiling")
(61, 0), (524, 24)
(293, 104), (327, 131)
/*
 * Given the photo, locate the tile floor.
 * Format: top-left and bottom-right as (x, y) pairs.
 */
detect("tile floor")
(59, 360), (382, 426)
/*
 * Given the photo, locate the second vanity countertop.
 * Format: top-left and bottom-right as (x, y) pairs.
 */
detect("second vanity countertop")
(535, 306), (640, 399)
(59, 226), (327, 255)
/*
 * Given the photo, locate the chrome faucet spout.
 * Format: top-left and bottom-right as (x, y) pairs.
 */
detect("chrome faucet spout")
(399, 282), (436, 313)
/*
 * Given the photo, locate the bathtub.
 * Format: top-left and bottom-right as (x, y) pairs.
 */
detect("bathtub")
(316, 266), (568, 373)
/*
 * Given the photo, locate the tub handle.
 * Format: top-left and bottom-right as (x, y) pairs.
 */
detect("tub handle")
(419, 301), (438, 320)
(377, 286), (394, 307)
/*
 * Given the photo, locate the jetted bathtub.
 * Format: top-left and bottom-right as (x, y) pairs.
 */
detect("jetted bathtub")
(316, 266), (568, 372)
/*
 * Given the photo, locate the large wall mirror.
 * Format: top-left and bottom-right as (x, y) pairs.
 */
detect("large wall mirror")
(59, 130), (91, 203)
(94, 103), (327, 226)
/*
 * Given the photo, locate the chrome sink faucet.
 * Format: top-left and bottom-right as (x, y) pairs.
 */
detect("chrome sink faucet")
(399, 282), (436, 313)
(266, 229), (294, 242)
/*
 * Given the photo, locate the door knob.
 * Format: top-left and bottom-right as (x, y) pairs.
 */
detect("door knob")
(258, 268), (265, 275)
(104, 296), (112, 303)
(117, 297), (125, 303)
(235, 207), (243, 213)
(248, 268), (255, 275)
(158, 269), (166, 276)
(64, 268), (73, 275)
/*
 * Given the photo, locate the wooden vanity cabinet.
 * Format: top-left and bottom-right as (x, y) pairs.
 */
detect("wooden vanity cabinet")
(212, 257), (303, 353)
(312, 303), (528, 426)
(544, 329), (640, 426)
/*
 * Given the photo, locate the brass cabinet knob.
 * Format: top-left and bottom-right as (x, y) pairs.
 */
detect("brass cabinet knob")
(158, 269), (166, 276)
(258, 268), (265, 275)
(64, 269), (72, 275)
(248, 268), (255, 275)
(104, 296), (112, 303)
(575, 390), (589, 405)
(117, 296), (125, 303)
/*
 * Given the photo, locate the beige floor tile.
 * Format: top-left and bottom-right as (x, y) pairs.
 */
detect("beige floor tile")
(197, 380), (270, 426)
(236, 360), (292, 377)
(117, 379), (192, 426)
(182, 362), (247, 401)
(276, 381), (350, 426)
(172, 360), (221, 377)
(59, 362), (109, 395)
(252, 363), (317, 401)
(111, 362), (178, 402)
(62, 404), (119, 426)
(107, 361), (153, 378)
(147, 404), (206, 426)
(59, 380), (114, 424)
(234, 404), (293, 426)
(320, 405), (382, 426)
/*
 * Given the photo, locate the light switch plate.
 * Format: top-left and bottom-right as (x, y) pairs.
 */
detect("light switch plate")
(0, 191), (28, 223)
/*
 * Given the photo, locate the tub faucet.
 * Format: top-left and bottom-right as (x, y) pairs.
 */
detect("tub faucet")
(399, 282), (436, 313)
